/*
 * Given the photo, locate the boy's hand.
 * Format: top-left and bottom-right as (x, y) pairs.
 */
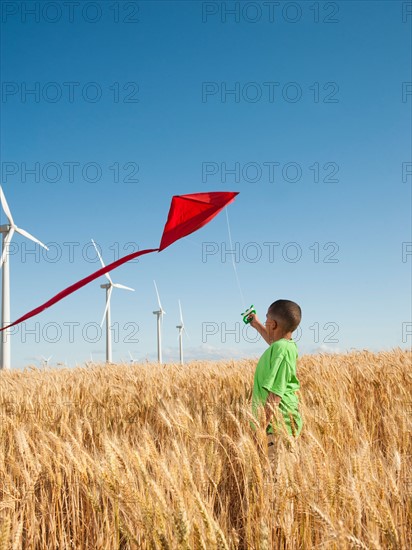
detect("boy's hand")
(247, 313), (260, 329)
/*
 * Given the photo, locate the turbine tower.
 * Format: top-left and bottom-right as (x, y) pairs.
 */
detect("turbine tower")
(153, 280), (166, 363)
(91, 239), (135, 364)
(0, 186), (48, 370)
(176, 300), (188, 365)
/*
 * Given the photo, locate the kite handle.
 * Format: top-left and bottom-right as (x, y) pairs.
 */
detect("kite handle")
(241, 305), (256, 324)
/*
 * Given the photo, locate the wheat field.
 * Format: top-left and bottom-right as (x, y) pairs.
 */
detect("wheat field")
(0, 349), (411, 549)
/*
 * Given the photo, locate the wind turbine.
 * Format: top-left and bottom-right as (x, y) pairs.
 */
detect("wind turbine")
(40, 355), (52, 367)
(176, 300), (188, 365)
(91, 239), (135, 364)
(0, 186), (48, 370)
(128, 350), (138, 364)
(153, 280), (166, 363)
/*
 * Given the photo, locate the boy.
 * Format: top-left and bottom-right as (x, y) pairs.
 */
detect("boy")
(248, 299), (302, 461)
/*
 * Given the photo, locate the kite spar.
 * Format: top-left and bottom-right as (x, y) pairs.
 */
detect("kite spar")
(0, 191), (238, 334)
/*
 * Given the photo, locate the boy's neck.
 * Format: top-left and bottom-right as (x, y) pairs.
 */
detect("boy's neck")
(271, 330), (293, 343)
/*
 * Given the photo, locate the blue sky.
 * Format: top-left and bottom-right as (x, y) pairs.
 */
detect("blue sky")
(0, 0), (411, 368)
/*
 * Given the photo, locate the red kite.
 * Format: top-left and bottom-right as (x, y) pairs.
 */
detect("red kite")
(0, 191), (238, 331)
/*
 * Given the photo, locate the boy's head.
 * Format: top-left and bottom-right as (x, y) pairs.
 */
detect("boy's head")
(266, 300), (301, 336)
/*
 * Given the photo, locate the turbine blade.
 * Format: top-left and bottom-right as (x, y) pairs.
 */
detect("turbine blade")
(0, 227), (15, 269)
(112, 283), (135, 292)
(183, 326), (190, 340)
(15, 226), (48, 250)
(100, 286), (113, 327)
(158, 308), (165, 327)
(153, 280), (163, 310)
(0, 186), (14, 225)
(91, 239), (112, 283)
(178, 299), (184, 325)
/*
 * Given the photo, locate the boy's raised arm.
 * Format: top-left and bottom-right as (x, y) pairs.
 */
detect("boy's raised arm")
(248, 313), (272, 345)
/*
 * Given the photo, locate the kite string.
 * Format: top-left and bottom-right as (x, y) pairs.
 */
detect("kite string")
(225, 207), (246, 311)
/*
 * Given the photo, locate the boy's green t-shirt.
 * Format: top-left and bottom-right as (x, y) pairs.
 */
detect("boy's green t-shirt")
(252, 338), (302, 437)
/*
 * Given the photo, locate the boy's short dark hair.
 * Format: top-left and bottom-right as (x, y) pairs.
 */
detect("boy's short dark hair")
(268, 300), (301, 333)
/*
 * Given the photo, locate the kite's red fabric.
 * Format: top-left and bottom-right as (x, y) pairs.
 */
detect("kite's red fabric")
(0, 191), (238, 331)
(159, 192), (238, 251)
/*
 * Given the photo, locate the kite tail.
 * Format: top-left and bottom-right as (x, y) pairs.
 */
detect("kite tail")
(1, 191), (239, 332)
(0, 248), (159, 332)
